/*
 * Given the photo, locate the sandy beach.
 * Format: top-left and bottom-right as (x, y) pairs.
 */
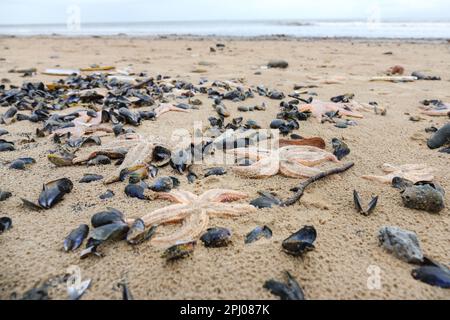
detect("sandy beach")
(0, 36), (449, 300)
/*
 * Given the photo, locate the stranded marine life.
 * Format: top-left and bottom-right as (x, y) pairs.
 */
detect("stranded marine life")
(64, 224), (89, 252)
(362, 163), (434, 184)
(79, 174), (103, 183)
(124, 183), (148, 200)
(282, 225), (317, 256)
(411, 258), (450, 289)
(392, 177), (414, 191)
(204, 167), (227, 177)
(0, 217), (12, 233)
(0, 190), (12, 201)
(267, 60), (289, 69)
(67, 277), (91, 300)
(26, 178), (74, 210)
(90, 222), (129, 242)
(162, 240), (196, 261)
(91, 208), (125, 227)
(200, 227), (232, 247)
(411, 71), (441, 81)
(250, 192), (281, 208)
(133, 189), (257, 247)
(99, 190), (114, 199)
(264, 271), (305, 300)
(378, 226), (424, 264)
(331, 138), (350, 160)
(0, 140), (15, 152)
(148, 176), (174, 192)
(8, 157), (36, 170)
(353, 190), (378, 216)
(401, 184), (445, 213)
(245, 226), (273, 244)
(126, 219), (157, 245)
(427, 123), (450, 149)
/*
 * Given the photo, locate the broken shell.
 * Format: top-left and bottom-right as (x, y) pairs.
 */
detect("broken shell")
(401, 184), (444, 213)
(0, 190), (12, 201)
(282, 226), (317, 256)
(200, 227), (232, 247)
(411, 259), (450, 288)
(79, 174), (103, 183)
(38, 178), (73, 209)
(245, 225), (272, 244)
(162, 240), (196, 261)
(126, 219), (157, 245)
(378, 226), (424, 263)
(64, 224), (89, 252)
(91, 208), (125, 228)
(427, 123), (450, 149)
(263, 271), (305, 300)
(250, 192), (280, 209)
(331, 138), (350, 160)
(204, 167), (227, 178)
(392, 177), (413, 191)
(0, 217), (12, 233)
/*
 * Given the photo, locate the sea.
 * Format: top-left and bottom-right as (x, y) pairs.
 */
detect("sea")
(0, 20), (449, 39)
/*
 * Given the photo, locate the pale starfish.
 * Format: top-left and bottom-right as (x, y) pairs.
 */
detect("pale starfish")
(53, 110), (112, 139)
(72, 134), (169, 184)
(361, 163), (435, 184)
(419, 102), (450, 116)
(229, 145), (339, 179)
(299, 100), (364, 122)
(130, 189), (257, 247)
(154, 103), (190, 118)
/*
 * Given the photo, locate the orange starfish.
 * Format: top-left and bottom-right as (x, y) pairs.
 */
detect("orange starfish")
(154, 103), (190, 118)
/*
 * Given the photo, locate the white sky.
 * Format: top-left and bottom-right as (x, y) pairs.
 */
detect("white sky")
(1, 0), (449, 24)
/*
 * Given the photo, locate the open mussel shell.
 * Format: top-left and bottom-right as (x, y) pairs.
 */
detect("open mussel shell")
(162, 240), (196, 261)
(282, 226), (317, 256)
(90, 222), (129, 242)
(245, 226), (273, 244)
(0, 217), (12, 233)
(411, 258), (450, 288)
(91, 208), (124, 228)
(63, 224), (89, 252)
(152, 145), (172, 167)
(126, 219), (157, 245)
(353, 190), (378, 216)
(148, 176), (173, 192)
(263, 271), (305, 300)
(200, 227), (232, 248)
(38, 178), (73, 209)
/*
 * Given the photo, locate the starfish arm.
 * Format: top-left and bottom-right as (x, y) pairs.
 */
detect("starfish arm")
(151, 209), (209, 247)
(156, 190), (198, 204)
(281, 146), (339, 166)
(155, 103), (190, 118)
(420, 110), (449, 116)
(299, 104), (323, 122)
(232, 156), (280, 179)
(199, 189), (250, 203)
(139, 204), (191, 226)
(361, 174), (396, 184)
(278, 137), (326, 149)
(206, 203), (257, 217)
(279, 160), (322, 178)
(225, 147), (270, 161)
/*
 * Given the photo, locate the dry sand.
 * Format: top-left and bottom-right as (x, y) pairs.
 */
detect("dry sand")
(0, 36), (449, 300)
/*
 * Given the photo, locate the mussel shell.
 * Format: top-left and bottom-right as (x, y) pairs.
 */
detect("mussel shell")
(91, 208), (124, 228)
(124, 184), (147, 200)
(245, 226), (273, 244)
(63, 224), (89, 252)
(126, 219), (157, 245)
(0, 191), (12, 201)
(0, 142), (15, 152)
(282, 226), (317, 256)
(204, 167), (226, 177)
(91, 222), (129, 242)
(392, 177), (413, 191)
(200, 227), (232, 247)
(0, 217), (12, 233)
(149, 176), (173, 192)
(270, 119), (285, 129)
(87, 155), (111, 166)
(427, 123), (450, 149)
(152, 146), (171, 167)
(38, 178), (73, 209)
(162, 240), (196, 261)
(9, 159), (26, 170)
(263, 271), (305, 300)
(411, 264), (450, 288)
(99, 190), (115, 200)
(331, 138), (350, 160)
(79, 174), (103, 183)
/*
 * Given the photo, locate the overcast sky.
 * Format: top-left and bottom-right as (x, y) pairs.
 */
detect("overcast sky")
(1, 0), (449, 25)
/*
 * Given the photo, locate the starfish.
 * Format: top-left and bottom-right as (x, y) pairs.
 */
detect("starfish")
(419, 102), (450, 116)
(299, 100), (364, 122)
(72, 134), (169, 184)
(229, 145), (339, 179)
(130, 189), (257, 247)
(361, 163), (435, 184)
(53, 110), (112, 139)
(154, 103), (190, 118)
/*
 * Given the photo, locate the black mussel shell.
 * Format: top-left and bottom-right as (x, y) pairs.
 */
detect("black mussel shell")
(162, 240), (196, 261)
(91, 222), (129, 242)
(263, 271), (305, 300)
(149, 176), (173, 192)
(411, 259), (450, 289)
(63, 224), (89, 252)
(0, 217), (12, 233)
(200, 227), (232, 247)
(427, 123), (450, 149)
(38, 178), (73, 209)
(245, 226), (273, 244)
(331, 138), (350, 160)
(99, 190), (115, 200)
(282, 226), (317, 256)
(117, 282), (134, 300)
(79, 174), (103, 183)
(0, 141), (15, 152)
(270, 119), (285, 129)
(353, 190), (378, 216)
(204, 167), (227, 178)
(187, 171), (198, 184)
(250, 192), (280, 209)
(112, 123), (123, 136)
(392, 177), (413, 191)
(91, 208), (124, 228)
(126, 219), (157, 245)
(152, 146), (171, 167)
(9, 159), (25, 170)
(125, 183), (147, 200)
(118, 107), (140, 126)
(170, 150), (190, 173)
(87, 155), (111, 166)
(21, 198), (43, 211)
(149, 165), (158, 178)
(0, 191), (12, 201)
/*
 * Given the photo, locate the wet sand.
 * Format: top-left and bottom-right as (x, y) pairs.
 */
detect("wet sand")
(0, 36), (449, 300)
